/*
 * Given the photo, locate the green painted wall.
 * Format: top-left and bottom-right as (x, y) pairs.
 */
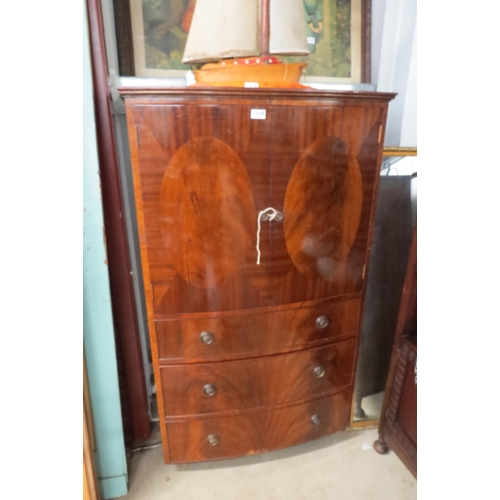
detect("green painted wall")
(83, 4), (128, 498)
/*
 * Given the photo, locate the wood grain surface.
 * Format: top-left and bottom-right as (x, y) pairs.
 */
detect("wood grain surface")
(121, 88), (394, 463)
(156, 295), (361, 362)
(159, 136), (256, 289)
(166, 390), (352, 463)
(283, 136), (363, 280)
(161, 339), (356, 417)
(130, 99), (386, 314)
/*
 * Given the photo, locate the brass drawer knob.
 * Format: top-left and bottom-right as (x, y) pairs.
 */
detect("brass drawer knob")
(207, 434), (219, 446)
(311, 414), (322, 425)
(200, 331), (214, 344)
(313, 365), (326, 378)
(203, 383), (217, 397)
(316, 316), (329, 329)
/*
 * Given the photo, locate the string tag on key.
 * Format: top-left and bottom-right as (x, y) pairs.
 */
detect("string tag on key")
(256, 207), (282, 265)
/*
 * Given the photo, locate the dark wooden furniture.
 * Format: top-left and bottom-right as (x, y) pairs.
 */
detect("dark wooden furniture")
(86, 0), (150, 444)
(374, 225), (417, 477)
(119, 87), (395, 463)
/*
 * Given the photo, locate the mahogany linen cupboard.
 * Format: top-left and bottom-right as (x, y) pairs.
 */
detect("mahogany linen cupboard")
(119, 87), (395, 463)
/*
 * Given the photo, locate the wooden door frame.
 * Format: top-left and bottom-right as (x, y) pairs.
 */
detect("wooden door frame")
(86, 0), (151, 443)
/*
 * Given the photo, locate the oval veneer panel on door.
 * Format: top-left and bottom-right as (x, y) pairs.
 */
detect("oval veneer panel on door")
(159, 136), (256, 289)
(283, 136), (363, 280)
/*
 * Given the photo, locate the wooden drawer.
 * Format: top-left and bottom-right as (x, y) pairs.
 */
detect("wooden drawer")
(166, 390), (351, 463)
(156, 296), (361, 362)
(161, 339), (356, 417)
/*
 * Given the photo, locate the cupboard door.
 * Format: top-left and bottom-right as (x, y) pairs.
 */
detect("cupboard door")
(132, 102), (276, 314)
(265, 104), (384, 305)
(132, 99), (383, 314)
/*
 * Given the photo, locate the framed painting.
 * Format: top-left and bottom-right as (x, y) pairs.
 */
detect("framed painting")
(301, 0), (370, 83)
(113, 0), (371, 82)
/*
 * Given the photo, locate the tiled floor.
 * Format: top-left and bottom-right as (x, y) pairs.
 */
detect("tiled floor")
(115, 426), (416, 500)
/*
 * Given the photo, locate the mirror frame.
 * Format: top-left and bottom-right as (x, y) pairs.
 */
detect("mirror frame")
(349, 146), (417, 429)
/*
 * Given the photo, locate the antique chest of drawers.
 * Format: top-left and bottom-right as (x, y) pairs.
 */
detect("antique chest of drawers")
(119, 87), (394, 463)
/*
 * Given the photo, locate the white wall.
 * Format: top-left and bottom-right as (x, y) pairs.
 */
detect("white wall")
(399, 25), (417, 147)
(373, 0), (417, 147)
(370, 0), (387, 87)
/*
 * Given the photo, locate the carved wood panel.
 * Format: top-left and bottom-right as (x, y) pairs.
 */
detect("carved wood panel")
(385, 340), (417, 464)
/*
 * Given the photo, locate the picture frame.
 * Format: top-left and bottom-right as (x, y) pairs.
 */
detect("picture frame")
(302, 0), (371, 84)
(113, 0), (371, 83)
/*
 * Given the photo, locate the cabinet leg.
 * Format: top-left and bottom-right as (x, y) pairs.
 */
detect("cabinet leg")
(354, 399), (366, 419)
(374, 439), (390, 454)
